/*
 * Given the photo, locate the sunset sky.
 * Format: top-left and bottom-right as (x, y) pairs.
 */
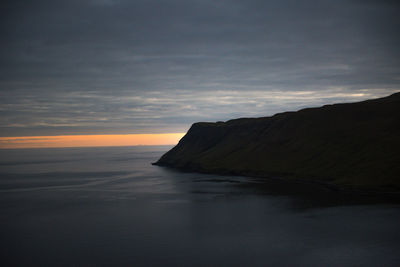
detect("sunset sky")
(1, 0), (399, 148)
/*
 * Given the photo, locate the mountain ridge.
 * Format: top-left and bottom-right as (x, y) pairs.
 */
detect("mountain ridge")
(154, 93), (400, 192)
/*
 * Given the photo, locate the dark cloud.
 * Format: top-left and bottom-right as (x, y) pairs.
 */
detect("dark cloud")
(0, 0), (399, 136)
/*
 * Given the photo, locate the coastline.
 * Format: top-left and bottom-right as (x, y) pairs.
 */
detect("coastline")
(153, 162), (400, 200)
(153, 93), (400, 199)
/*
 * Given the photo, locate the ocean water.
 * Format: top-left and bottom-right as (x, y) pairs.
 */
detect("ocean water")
(0, 146), (399, 266)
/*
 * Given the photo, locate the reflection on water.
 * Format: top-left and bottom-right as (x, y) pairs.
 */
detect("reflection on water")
(0, 146), (399, 266)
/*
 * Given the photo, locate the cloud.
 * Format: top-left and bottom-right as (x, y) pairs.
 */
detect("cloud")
(0, 0), (399, 136)
(0, 87), (394, 136)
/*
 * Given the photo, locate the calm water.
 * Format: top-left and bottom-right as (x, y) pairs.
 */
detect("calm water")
(0, 146), (399, 266)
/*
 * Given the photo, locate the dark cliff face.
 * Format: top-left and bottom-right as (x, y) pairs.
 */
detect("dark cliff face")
(154, 93), (400, 190)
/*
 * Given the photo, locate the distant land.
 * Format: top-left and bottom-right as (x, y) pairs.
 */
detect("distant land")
(154, 92), (400, 192)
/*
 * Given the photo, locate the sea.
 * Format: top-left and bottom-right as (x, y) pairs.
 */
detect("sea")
(0, 146), (399, 266)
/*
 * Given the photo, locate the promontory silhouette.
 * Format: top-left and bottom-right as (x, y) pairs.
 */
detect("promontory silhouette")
(154, 93), (400, 191)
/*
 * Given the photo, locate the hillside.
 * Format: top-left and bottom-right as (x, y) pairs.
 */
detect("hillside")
(154, 93), (400, 191)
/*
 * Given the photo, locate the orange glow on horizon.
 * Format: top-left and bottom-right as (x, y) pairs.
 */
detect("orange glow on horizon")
(0, 133), (185, 149)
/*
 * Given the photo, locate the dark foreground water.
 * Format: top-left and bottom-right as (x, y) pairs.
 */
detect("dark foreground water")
(0, 146), (399, 266)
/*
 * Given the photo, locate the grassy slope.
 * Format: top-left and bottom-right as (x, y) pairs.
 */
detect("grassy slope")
(155, 93), (400, 190)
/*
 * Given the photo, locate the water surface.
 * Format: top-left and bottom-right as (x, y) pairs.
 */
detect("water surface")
(1, 146), (399, 266)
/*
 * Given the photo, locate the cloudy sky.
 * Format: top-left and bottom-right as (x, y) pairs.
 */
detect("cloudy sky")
(1, 0), (399, 137)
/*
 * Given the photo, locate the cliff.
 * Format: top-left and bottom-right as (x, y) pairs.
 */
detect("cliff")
(154, 92), (400, 191)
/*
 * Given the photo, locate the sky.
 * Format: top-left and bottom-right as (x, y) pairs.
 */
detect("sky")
(0, 133), (184, 148)
(1, 0), (399, 145)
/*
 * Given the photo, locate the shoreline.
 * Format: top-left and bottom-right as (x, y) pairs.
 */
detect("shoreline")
(152, 162), (400, 200)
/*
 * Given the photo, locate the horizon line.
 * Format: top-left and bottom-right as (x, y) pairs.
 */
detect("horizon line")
(0, 133), (185, 149)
